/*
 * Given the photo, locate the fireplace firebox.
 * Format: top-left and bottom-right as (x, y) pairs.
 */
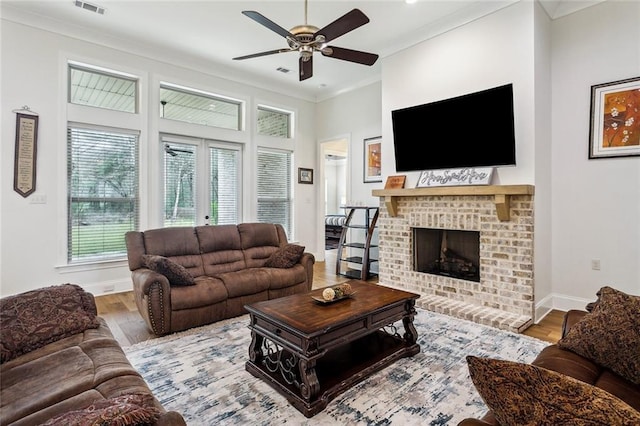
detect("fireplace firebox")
(413, 228), (480, 282)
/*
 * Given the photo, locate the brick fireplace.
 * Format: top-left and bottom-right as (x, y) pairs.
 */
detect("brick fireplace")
(373, 185), (535, 333)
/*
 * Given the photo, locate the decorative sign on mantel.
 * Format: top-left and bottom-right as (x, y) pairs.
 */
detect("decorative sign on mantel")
(415, 167), (494, 188)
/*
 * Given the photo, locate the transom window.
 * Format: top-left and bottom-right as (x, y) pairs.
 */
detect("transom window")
(68, 62), (138, 113)
(160, 83), (242, 130)
(257, 106), (292, 138)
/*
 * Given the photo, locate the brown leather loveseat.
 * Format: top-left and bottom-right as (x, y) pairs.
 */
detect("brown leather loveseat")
(460, 286), (640, 425)
(0, 284), (186, 426)
(125, 222), (315, 336)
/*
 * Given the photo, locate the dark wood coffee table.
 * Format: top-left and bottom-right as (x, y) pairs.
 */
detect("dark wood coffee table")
(244, 280), (420, 417)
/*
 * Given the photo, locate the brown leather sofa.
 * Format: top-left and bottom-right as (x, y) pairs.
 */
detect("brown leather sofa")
(0, 284), (186, 426)
(459, 307), (640, 425)
(125, 223), (315, 336)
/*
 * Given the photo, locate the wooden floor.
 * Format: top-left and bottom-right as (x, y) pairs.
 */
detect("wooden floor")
(95, 250), (564, 347)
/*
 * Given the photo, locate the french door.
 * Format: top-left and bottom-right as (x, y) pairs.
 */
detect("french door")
(161, 134), (241, 227)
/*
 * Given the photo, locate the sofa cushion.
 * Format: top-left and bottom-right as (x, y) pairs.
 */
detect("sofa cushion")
(171, 276), (228, 310)
(142, 255), (195, 286)
(264, 244), (305, 268)
(216, 268), (271, 298)
(557, 286), (640, 385)
(39, 393), (161, 426)
(265, 264), (308, 290)
(0, 284), (100, 364)
(466, 356), (640, 426)
(195, 224), (242, 252)
(238, 223), (282, 249)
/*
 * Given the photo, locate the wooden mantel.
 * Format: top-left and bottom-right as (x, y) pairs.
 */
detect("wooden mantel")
(372, 184), (535, 221)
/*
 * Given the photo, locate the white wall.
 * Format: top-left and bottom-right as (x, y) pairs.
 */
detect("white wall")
(532, 1), (553, 318)
(550, 0), (640, 306)
(382, 1), (537, 188)
(0, 20), (318, 297)
(320, 0), (639, 313)
(316, 81), (383, 207)
(325, 159), (347, 215)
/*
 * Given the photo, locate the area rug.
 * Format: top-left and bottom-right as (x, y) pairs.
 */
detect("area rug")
(124, 308), (548, 425)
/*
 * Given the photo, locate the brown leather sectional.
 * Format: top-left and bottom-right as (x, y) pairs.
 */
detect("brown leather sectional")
(459, 308), (640, 425)
(0, 285), (186, 426)
(125, 222), (315, 336)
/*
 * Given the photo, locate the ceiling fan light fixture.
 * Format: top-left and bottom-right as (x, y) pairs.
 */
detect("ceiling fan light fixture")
(234, 1), (378, 81)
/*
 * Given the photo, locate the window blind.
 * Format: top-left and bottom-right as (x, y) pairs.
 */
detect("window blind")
(257, 148), (292, 238)
(67, 126), (139, 262)
(210, 146), (240, 225)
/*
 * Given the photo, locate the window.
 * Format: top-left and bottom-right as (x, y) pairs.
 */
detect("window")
(160, 83), (242, 130)
(68, 62), (138, 113)
(163, 142), (196, 226)
(257, 106), (292, 138)
(163, 136), (241, 227)
(67, 126), (139, 262)
(257, 148), (292, 237)
(209, 145), (240, 225)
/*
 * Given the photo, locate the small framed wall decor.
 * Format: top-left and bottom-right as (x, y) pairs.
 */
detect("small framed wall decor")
(589, 76), (640, 159)
(298, 167), (313, 184)
(384, 175), (406, 189)
(364, 136), (382, 183)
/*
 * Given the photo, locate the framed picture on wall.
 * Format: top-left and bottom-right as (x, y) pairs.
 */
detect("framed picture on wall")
(589, 76), (640, 159)
(363, 136), (382, 183)
(298, 167), (313, 184)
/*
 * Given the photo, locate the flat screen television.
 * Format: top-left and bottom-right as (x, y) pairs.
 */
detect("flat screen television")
(391, 83), (516, 172)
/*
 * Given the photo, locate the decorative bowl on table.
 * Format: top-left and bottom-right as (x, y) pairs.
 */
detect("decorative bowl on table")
(312, 283), (356, 304)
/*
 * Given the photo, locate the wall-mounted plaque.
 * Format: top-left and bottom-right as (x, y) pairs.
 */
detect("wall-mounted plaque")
(14, 113), (38, 197)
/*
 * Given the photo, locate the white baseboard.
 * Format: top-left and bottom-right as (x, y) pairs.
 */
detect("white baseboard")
(82, 278), (132, 296)
(534, 292), (593, 323)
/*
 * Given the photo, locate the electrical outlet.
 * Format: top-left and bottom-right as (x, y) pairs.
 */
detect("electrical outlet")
(591, 259), (601, 270)
(29, 194), (47, 204)
(102, 284), (115, 293)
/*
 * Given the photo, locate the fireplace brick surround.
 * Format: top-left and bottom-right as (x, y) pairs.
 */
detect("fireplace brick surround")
(373, 185), (535, 333)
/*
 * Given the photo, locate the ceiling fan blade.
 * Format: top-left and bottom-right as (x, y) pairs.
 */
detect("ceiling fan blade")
(233, 48), (294, 61)
(321, 46), (379, 66)
(299, 56), (313, 81)
(241, 10), (294, 38)
(315, 9), (370, 43)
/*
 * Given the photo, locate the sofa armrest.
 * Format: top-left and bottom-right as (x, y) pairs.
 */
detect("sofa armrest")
(561, 309), (588, 338)
(457, 419), (495, 426)
(157, 411), (188, 426)
(130, 269), (173, 336)
(299, 252), (315, 291)
(131, 268), (170, 296)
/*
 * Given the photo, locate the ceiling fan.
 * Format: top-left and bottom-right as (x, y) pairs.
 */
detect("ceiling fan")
(232, 0), (379, 81)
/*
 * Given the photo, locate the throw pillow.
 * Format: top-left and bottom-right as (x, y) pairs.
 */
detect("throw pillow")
(557, 286), (640, 385)
(142, 254), (195, 286)
(264, 244), (305, 268)
(0, 283), (100, 364)
(466, 355), (640, 426)
(39, 393), (161, 426)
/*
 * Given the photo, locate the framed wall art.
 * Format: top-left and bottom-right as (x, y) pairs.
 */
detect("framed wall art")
(13, 107), (39, 198)
(589, 76), (640, 159)
(298, 167), (313, 184)
(363, 136), (382, 183)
